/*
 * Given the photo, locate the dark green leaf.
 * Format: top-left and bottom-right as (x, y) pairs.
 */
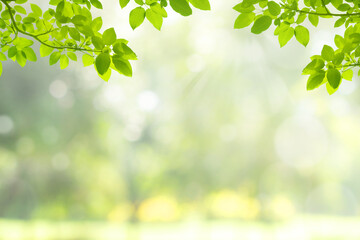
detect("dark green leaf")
(95, 53), (111, 75)
(327, 68), (341, 89)
(169, 0), (192, 16)
(251, 16), (272, 34)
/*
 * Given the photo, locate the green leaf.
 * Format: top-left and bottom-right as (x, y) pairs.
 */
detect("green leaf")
(120, 0), (131, 8)
(333, 52), (344, 65)
(90, 0), (103, 9)
(8, 46), (17, 58)
(307, 71), (325, 90)
(303, 58), (325, 74)
(30, 3), (42, 17)
(146, 9), (163, 30)
(95, 53), (111, 75)
(49, 0), (61, 5)
(112, 56), (132, 77)
(327, 68), (341, 89)
(23, 17), (36, 23)
(0, 52), (6, 61)
(150, 3), (167, 17)
(326, 82), (338, 95)
(334, 17), (345, 27)
(308, 14), (319, 27)
(234, 13), (255, 29)
(251, 16), (272, 34)
(14, 6), (26, 15)
(233, 3), (255, 13)
(189, 0), (211, 10)
(0, 62), (2, 77)
(49, 51), (61, 65)
(135, 0), (144, 4)
(334, 35), (344, 48)
(129, 7), (146, 30)
(60, 55), (69, 69)
(278, 27), (294, 47)
(169, 0), (192, 16)
(16, 51), (27, 67)
(267, 1), (281, 16)
(342, 69), (353, 81)
(67, 52), (77, 61)
(98, 68), (111, 81)
(295, 25), (309, 47)
(103, 28), (117, 45)
(40, 44), (54, 57)
(22, 47), (37, 61)
(82, 54), (94, 67)
(321, 45), (335, 61)
(69, 28), (81, 41)
(92, 36), (105, 50)
(92, 17), (103, 32)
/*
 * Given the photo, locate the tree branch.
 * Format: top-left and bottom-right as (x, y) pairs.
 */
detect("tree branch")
(0, 0), (101, 53)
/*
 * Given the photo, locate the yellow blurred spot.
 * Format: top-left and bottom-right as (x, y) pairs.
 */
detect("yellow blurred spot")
(267, 195), (295, 220)
(137, 196), (180, 222)
(107, 203), (134, 223)
(209, 190), (260, 219)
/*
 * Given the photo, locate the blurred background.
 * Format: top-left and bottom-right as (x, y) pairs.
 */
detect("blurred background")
(1, 0), (360, 239)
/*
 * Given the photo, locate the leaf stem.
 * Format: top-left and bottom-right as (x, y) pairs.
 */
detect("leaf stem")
(0, 0), (101, 53)
(283, 5), (360, 17)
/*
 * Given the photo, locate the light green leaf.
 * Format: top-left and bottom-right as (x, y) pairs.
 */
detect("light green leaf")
(326, 82), (338, 95)
(82, 54), (94, 67)
(120, 0), (131, 8)
(189, 0), (211, 10)
(16, 51), (27, 67)
(30, 3), (42, 17)
(307, 71), (325, 90)
(278, 27), (294, 47)
(321, 45), (335, 61)
(60, 55), (69, 69)
(14, 6), (26, 15)
(103, 28), (117, 45)
(294, 25), (309, 47)
(22, 47), (37, 61)
(40, 44), (54, 57)
(67, 52), (77, 61)
(308, 14), (319, 27)
(91, 17), (103, 32)
(0, 52), (6, 61)
(342, 69), (353, 81)
(69, 28), (81, 41)
(146, 9), (163, 30)
(92, 36), (105, 50)
(129, 7), (146, 30)
(233, 3), (255, 13)
(267, 1), (281, 16)
(234, 13), (255, 29)
(0, 62), (2, 77)
(98, 68), (111, 81)
(251, 16), (272, 34)
(49, 51), (61, 65)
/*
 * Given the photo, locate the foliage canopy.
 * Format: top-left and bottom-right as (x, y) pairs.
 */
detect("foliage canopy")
(0, 0), (359, 94)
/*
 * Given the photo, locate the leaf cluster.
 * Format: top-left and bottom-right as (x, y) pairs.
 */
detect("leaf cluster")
(233, 0), (360, 94)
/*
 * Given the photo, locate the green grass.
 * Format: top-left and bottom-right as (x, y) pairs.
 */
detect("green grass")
(0, 215), (359, 240)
